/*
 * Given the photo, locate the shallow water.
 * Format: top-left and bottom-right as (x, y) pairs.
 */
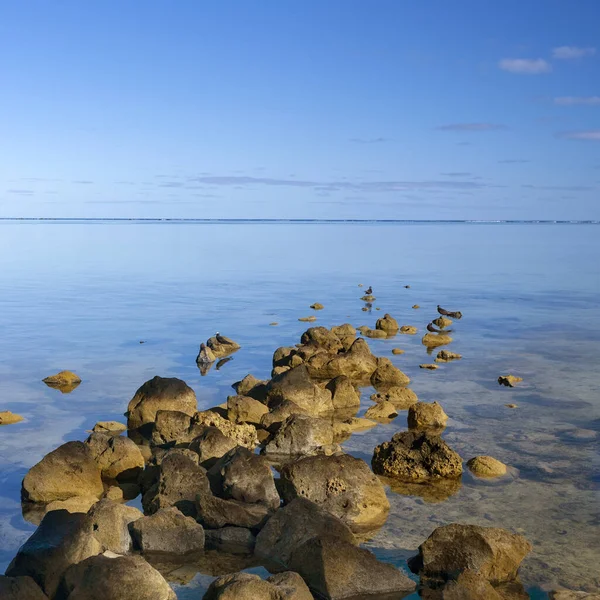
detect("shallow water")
(0, 221), (598, 597)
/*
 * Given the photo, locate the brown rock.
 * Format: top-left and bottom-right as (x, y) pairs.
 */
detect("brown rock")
(227, 395), (269, 425)
(422, 333), (453, 348)
(412, 304), (420, 309)
(467, 456), (507, 478)
(376, 313), (399, 334)
(420, 363), (439, 370)
(260, 400), (309, 432)
(435, 350), (462, 363)
(91, 421), (126, 434)
(194, 410), (258, 448)
(505, 403), (518, 409)
(85, 432), (144, 481)
(310, 303), (324, 310)
(42, 370), (81, 387)
(204, 571), (313, 600)
(0, 411), (24, 425)
(306, 338), (377, 381)
(264, 414), (334, 457)
(498, 375), (523, 387)
(364, 401), (398, 421)
(408, 402), (448, 430)
(298, 316), (317, 322)
(371, 386), (418, 409)
(433, 316), (453, 328)
(232, 374), (269, 401)
(550, 592), (600, 600)
(207, 334), (241, 357)
(189, 427), (238, 468)
(370, 357), (410, 390)
(391, 348), (404, 355)
(325, 375), (361, 410)
(399, 325), (417, 334)
(44, 496), (99, 516)
(0, 575), (49, 599)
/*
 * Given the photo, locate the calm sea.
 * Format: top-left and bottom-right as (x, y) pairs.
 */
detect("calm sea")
(0, 221), (598, 598)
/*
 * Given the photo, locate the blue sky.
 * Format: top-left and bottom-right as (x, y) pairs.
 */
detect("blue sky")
(1, 0), (599, 220)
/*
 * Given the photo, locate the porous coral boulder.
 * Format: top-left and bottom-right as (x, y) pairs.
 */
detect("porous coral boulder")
(278, 453), (390, 534)
(208, 447), (280, 509)
(376, 313), (399, 334)
(127, 376), (197, 432)
(407, 401), (449, 430)
(204, 571), (313, 600)
(227, 395), (269, 425)
(372, 430), (462, 480)
(467, 456), (507, 478)
(193, 410), (258, 448)
(85, 432), (144, 481)
(130, 507), (205, 554)
(409, 523), (532, 585)
(370, 357), (410, 390)
(207, 334), (241, 357)
(263, 414), (334, 456)
(57, 554), (176, 600)
(22, 441), (103, 503)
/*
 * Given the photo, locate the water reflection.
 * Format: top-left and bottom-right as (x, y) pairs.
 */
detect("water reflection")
(380, 475), (462, 503)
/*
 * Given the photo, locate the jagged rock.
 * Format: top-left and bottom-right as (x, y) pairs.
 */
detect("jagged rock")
(208, 447), (280, 509)
(364, 400), (398, 420)
(372, 430), (462, 480)
(22, 441), (103, 503)
(409, 523), (532, 584)
(57, 554), (176, 600)
(370, 357), (410, 390)
(85, 432), (144, 481)
(301, 327), (344, 352)
(467, 456), (507, 478)
(130, 507), (205, 554)
(435, 350), (462, 363)
(266, 365), (334, 416)
(376, 313), (399, 334)
(330, 324), (357, 350)
(142, 452), (208, 517)
(103, 483), (140, 502)
(264, 414), (334, 456)
(399, 325), (417, 334)
(232, 374), (268, 401)
(422, 333), (453, 348)
(0, 576), (48, 599)
(194, 411), (258, 448)
(498, 375), (523, 387)
(0, 410), (24, 425)
(127, 376), (197, 432)
(205, 527), (256, 554)
(272, 366), (291, 377)
(288, 535), (415, 600)
(227, 395), (269, 425)
(204, 571), (313, 600)
(255, 497), (357, 567)
(196, 343), (216, 365)
(260, 400), (309, 432)
(433, 316), (453, 328)
(305, 338), (377, 381)
(325, 375), (361, 409)
(407, 402), (448, 430)
(273, 347), (297, 368)
(151, 409), (197, 445)
(371, 386), (418, 409)
(279, 453), (389, 533)
(189, 427), (239, 468)
(91, 421), (127, 434)
(207, 334), (241, 357)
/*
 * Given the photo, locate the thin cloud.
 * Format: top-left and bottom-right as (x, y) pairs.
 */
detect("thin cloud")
(498, 159), (530, 164)
(72, 180), (94, 184)
(436, 123), (507, 132)
(554, 96), (600, 106)
(522, 184), (594, 191)
(440, 172), (472, 177)
(558, 130), (600, 141)
(7, 189), (34, 194)
(552, 46), (596, 59)
(349, 137), (390, 144)
(498, 58), (552, 74)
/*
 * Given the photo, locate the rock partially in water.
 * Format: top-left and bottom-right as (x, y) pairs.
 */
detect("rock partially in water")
(85, 432), (144, 482)
(392, 347), (404, 355)
(196, 343), (216, 364)
(231, 374), (268, 402)
(376, 313), (399, 334)
(306, 338), (377, 381)
(42, 370), (81, 393)
(498, 375), (523, 387)
(204, 526), (256, 554)
(288, 535), (415, 600)
(420, 569), (505, 599)
(360, 294), (376, 302)
(433, 316), (453, 329)
(130, 507), (205, 554)
(400, 325), (418, 335)
(370, 357), (410, 390)
(57, 553), (177, 600)
(505, 403), (518, 409)
(0, 575), (48, 599)
(310, 302), (324, 310)
(550, 592), (600, 599)
(409, 523), (532, 585)
(408, 402), (449, 430)
(420, 363), (439, 370)
(207, 334), (241, 358)
(0, 410), (24, 425)
(325, 375), (360, 410)
(422, 333), (453, 348)
(204, 571), (313, 600)
(412, 304), (420, 309)
(22, 441), (104, 503)
(298, 315), (317, 322)
(127, 376), (197, 433)
(360, 327), (388, 339)
(384, 475), (462, 503)
(264, 414), (334, 457)
(227, 395), (269, 426)
(371, 386), (418, 409)
(332, 417), (377, 440)
(372, 430), (462, 480)
(91, 421), (126, 434)
(435, 350), (462, 363)
(364, 400), (398, 421)
(467, 456), (507, 478)
(279, 453), (390, 534)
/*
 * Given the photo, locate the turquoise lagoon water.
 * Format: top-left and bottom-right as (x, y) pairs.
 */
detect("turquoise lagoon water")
(0, 221), (598, 598)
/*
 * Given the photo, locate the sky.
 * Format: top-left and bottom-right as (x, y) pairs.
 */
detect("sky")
(0, 0), (599, 220)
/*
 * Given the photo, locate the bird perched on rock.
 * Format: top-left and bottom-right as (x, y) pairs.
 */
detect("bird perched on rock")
(437, 305), (463, 319)
(215, 332), (230, 344)
(427, 322), (453, 334)
(365, 286), (373, 295)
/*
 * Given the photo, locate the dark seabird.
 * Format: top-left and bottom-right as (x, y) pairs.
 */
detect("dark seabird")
(365, 286), (373, 295)
(437, 305), (452, 316)
(427, 323), (453, 334)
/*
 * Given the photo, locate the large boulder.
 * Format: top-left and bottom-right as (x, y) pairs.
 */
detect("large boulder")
(56, 553), (176, 600)
(263, 414), (334, 456)
(301, 326), (344, 353)
(370, 357), (410, 390)
(85, 433), (144, 481)
(207, 447), (280, 509)
(188, 427), (238, 468)
(409, 524), (532, 584)
(305, 338), (377, 381)
(325, 376), (361, 410)
(288, 536), (415, 600)
(407, 402), (448, 430)
(278, 454), (390, 533)
(204, 571), (313, 600)
(151, 410), (197, 446)
(255, 498), (357, 567)
(142, 452), (207, 518)
(0, 576), (48, 599)
(127, 376), (197, 432)
(260, 401), (309, 432)
(376, 313), (399, 334)
(330, 323), (356, 350)
(193, 411), (258, 448)
(207, 334), (241, 357)
(227, 395), (269, 426)
(22, 441), (103, 503)
(372, 430), (463, 481)
(130, 507), (205, 554)
(232, 374), (269, 402)
(266, 365), (334, 416)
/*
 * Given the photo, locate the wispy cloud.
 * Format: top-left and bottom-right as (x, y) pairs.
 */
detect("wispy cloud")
(349, 137), (390, 144)
(498, 58), (552, 74)
(7, 189), (34, 194)
(498, 159), (530, 164)
(440, 172), (472, 177)
(72, 180), (94, 184)
(558, 130), (600, 141)
(554, 96), (600, 106)
(436, 123), (507, 132)
(552, 46), (596, 59)
(522, 184), (594, 191)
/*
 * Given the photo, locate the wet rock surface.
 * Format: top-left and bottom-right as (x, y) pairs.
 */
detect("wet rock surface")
(467, 455), (508, 478)
(0, 410), (24, 425)
(204, 570), (313, 600)
(408, 401), (449, 430)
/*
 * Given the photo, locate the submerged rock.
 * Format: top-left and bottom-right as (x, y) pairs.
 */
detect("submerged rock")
(279, 453), (390, 534)
(467, 456), (507, 478)
(409, 523), (532, 585)
(204, 571), (313, 600)
(298, 316), (317, 322)
(207, 334), (241, 357)
(421, 569), (505, 599)
(408, 402), (448, 430)
(372, 430), (462, 481)
(127, 376), (197, 433)
(360, 294), (376, 302)
(0, 410), (24, 425)
(360, 328), (387, 339)
(435, 350), (462, 363)
(498, 375), (523, 387)
(22, 441), (103, 503)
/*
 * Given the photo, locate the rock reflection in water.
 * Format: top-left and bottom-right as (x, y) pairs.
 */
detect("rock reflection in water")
(381, 476), (462, 503)
(42, 380), (81, 393)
